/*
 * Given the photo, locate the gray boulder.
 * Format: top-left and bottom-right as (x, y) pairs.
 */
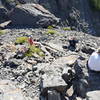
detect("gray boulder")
(9, 3), (59, 27)
(41, 75), (68, 95)
(73, 79), (88, 98)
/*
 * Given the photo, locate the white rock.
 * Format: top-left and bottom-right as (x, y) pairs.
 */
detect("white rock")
(88, 52), (100, 71)
(87, 91), (100, 100)
(66, 85), (74, 97)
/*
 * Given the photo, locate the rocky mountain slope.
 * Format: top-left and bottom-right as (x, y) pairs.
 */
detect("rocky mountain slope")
(0, 28), (100, 100)
(0, 0), (100, 100)
(0, 0), (100, 35)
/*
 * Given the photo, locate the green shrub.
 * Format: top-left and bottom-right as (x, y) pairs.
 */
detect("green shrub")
(63, 27), (71, 31)
(46, 29), (57, 35)
(15, 37), (28, 44)
(25, 45), (45, 57)
(0, 30), (6, 35)
(15, 37), (45, 57)
(90, 0), (100, 10)
(47, 25), (54, 29)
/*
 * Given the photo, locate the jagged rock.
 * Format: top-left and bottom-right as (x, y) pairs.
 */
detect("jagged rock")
(4, 59), (21, 68)
(32, 65), (38, 72)
(15, 51), (25, 59)
(0, 20), (11, 28)
(87, 91), (100, 100)
(9, 3), (59, 27)
(74, 60), (86, 79)
(81, 46), (95, 55)
(73, 79), (88, 98)
(0, 80), (26, 100)
(62, 66), (75, 84)
(11, 0), (70, 18)
(48, 90), (61, 100)
(41, 75), (67, 95)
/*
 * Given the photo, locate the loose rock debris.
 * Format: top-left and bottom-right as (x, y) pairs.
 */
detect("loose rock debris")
(0, 80), (25, 100)
(0, 29), (100, 100)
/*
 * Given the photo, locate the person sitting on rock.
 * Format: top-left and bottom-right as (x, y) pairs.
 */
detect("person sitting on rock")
(68, 37), (78, 48)
(88, 48), (100, 71)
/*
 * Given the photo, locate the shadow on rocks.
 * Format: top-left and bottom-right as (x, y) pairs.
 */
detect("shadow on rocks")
(74, 61), (88, 98)
(87, 63), (100, 91)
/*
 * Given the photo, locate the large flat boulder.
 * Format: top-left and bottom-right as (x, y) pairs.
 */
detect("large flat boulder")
(41, 75), (67, 94)
(9, 3), (59, 27)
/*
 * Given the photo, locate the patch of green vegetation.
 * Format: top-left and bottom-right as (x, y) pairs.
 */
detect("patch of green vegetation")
(90, 0), (100, 10)
(0, 30), (6, 35)
(15, 37), (28, 44)
(62, 27), (71, 31)
(46, 29), (57, 35)
(25, 45), (45, 57)
(47, 25), (54, 29)
(15, 36), (45, 57)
